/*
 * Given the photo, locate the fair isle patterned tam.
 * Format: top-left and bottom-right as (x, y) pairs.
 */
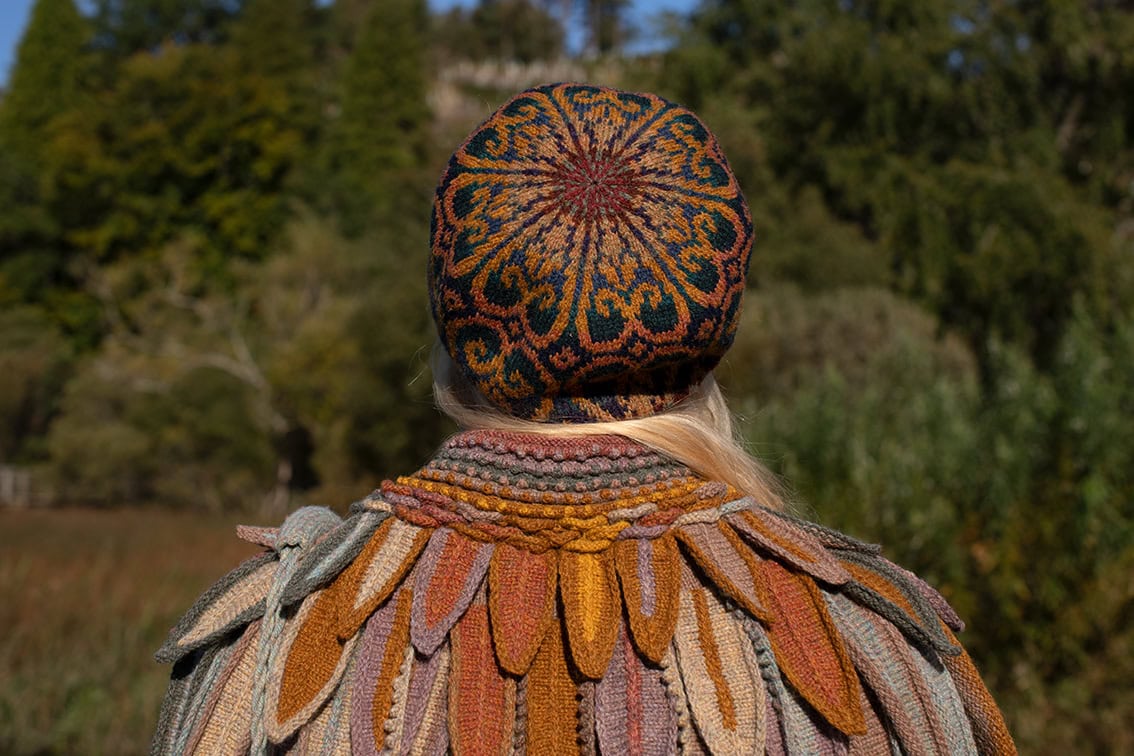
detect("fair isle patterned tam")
(429, 83), (753, 422)
(153, 431), (1017, 755)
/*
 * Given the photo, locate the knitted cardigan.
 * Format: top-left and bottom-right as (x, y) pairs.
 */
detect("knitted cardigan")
(152, 430), (1016, 755)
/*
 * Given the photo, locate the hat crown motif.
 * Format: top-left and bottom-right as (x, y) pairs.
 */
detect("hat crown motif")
(430, 83), (753, 422)
(553, 148), (641, 224)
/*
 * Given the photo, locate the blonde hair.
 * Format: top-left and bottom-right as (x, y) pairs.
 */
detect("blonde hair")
(431, 343), (785, 510)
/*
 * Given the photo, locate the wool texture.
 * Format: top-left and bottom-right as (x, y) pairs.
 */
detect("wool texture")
(153, 430), (1017, 755)
(429, 83), (753, 422)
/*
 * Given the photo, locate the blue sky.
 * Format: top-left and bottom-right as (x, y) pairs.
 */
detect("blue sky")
(0, 0), (699, 86)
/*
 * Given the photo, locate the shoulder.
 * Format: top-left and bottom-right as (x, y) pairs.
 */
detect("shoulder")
(152, 490), (1015, 755)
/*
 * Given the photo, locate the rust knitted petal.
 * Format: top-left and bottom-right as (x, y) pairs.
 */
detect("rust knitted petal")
(449, 596), (516, 756)
(410, 528), (492, 655)
(728, 508), (850, 586)
(594, 621), (677, 755)
(614, 535), (680, 665)
(337, 518), (432, 639)
(487, 544), (557, 675)
(671, 564), (765, 753)
(756, 558), (866, 737)
(675, 521), (772, 622)
(525, 621), (580, 755)
(559, 549), (622, 679)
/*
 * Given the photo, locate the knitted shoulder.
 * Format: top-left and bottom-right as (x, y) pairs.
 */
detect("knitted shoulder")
(151, 505), (345, 755)
(708, 507), (1017, 756)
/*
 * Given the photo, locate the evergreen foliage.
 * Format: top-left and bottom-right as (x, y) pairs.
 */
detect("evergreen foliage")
(322, 0), (431, 234)
(433, 0), (565, 64)
(0, 0), (89, 159)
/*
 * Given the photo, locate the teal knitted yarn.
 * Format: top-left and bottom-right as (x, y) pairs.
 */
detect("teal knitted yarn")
(429, 83), (753, 422)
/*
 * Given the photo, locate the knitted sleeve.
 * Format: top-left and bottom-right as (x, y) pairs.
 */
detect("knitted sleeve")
(151, 494), (1015, 755)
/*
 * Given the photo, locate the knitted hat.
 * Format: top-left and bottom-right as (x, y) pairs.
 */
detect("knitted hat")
(429, 83), (753, 422)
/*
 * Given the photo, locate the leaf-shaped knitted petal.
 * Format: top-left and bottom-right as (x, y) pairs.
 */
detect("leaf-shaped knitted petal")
(891, 560), (966, 632)
(847, 684), (895, 756)
(671, 566), (766, 753)
(155, 626), (249, 755)
(838, 551), (958, 657)
(525, 622), (580, 755)
(826, 592), (960, 755)
(394, 641), (450, 755)
(755, 558), (866, 736)
(594, 622), (677, 755)
(350, 586), (414, 755)
(449, 597), (516, 756)
(939, 629), (1018, 755)
(487, 543), (557, 675)
(410, 528), (492, 655)
(156, 552), (276, 663)
(559, 549), (622, 679)
(614, 535), (680, 664)
(272, 582), (360, 741)
(728, 508), (850, 586)
(182, 619), (261, 755)
(336, 517), (431, 639)
(296, 656), (356, 755)
(674, 521), (771, 622)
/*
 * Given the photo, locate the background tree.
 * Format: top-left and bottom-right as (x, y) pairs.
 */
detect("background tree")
(433, 0), (565, 63)
(0, 0), (95, 339)
(88, 0), (242, 57)
(318, 0), (431, 235)
(580, 0), (630, 55)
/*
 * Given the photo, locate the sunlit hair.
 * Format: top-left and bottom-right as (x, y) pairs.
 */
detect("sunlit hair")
(431, 342), (786, 511)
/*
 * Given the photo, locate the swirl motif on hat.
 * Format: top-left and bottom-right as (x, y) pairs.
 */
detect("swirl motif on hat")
(430, 83), (753, 422)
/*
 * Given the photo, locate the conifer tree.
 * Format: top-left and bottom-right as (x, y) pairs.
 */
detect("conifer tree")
(0, 0), (96, 343)
(327, 0), (431, 234)
(0, 0), (88, 160)
(232, 0), (316, 86)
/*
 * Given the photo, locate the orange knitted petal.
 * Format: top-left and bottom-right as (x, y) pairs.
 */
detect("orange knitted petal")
(487, 544), (557, 675)
(277, 583), (354, 727)
(614, 534), (680, 665)
(449, 596), (516, 756)
(336, 518), (431, 639)
(756, 558), (866, 736)
(559, 549), (621, 679)
(525, 621), (579, 755)
(675, 522), (772, 622)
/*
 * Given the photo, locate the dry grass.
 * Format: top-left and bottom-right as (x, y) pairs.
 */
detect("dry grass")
(0, 508), (261, 756)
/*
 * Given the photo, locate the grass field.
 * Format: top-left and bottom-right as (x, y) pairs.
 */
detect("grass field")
(0, 508), (261, 756)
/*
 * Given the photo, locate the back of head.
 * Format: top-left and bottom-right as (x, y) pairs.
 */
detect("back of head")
(428, 83), (782, 507)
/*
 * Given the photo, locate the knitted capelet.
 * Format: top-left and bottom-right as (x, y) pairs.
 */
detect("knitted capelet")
(152, 431), (1015, 755)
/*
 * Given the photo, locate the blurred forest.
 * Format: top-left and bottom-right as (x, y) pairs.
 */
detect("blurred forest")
(1, 0), (1133, 752)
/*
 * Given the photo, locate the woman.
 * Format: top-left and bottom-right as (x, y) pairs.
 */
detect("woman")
(152, 83), (1015, 755)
